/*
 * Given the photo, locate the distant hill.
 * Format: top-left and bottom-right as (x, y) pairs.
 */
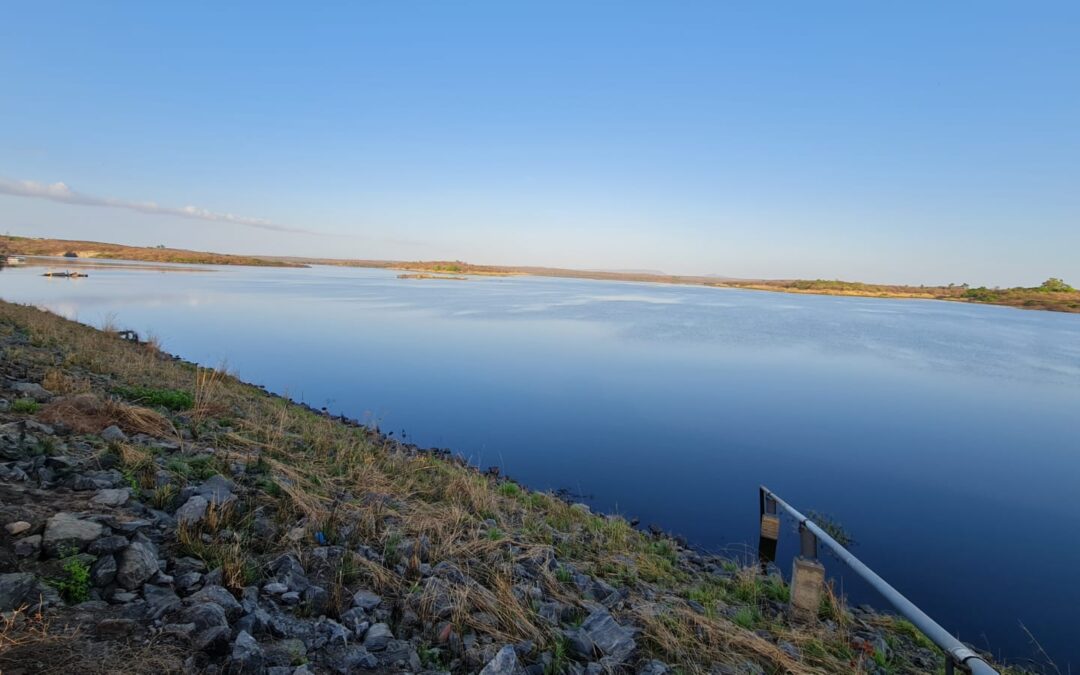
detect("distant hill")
(3, 234), (1077, 313)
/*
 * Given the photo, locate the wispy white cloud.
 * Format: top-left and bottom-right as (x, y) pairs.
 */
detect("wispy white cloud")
(0, 176), (317, 235)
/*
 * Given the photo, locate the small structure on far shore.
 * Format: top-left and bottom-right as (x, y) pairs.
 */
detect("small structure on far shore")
(42, 270), (89, 278)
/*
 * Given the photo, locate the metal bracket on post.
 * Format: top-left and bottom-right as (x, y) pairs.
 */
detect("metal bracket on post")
(799, 522), (817, 559)
(758, 488), (779, 566)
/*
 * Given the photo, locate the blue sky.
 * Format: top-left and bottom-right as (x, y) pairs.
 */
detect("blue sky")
(2, 2), (1077, 285)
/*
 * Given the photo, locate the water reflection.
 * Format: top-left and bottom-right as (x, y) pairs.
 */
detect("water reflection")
(1, 261), (1078, 666)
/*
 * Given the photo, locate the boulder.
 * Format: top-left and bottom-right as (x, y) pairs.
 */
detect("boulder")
(195, 625), (232, 655)
(175, 495), (209, 526)
(231, 630), (265, 673)
(91, 488), (130, 507)
(144, 584), (182, 619)
(362, 622), (393, 651)
(187, 585), (243, 620)
(42, 512), (104, 556)
(90, 554), (118, 587)
(13, 382), (51, 402)
(4, 521), (31, 535)
(321, 645), (379, 672)
(116, 541), (159, 589)
(183, 602), (229, 631)
(480, 645), (524, 675)
(352, 589), (381, 611)
(581, 609), (636, 663)
(195, 475), (235, 506)
(0, 573), (36, 611)
(100, 425), (128, 443)
(269, 553), (309, 592)
(96, 618), (137, 638)
(14, 534), (42, 558)
(88, 535), (129, 555)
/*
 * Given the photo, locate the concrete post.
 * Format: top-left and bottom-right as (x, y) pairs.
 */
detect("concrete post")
(790, 556), (826, 620)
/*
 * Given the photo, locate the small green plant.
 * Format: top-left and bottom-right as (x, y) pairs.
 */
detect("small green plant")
(732, 605), (759, 629)
(50, 548), (92, 603)
(151, 483), (177, 509)
(485, 526), (504, 541)
(383, 531), (402, 567)
(545, 634), (569, 675)
(497, 482), (522, 498)
(892, 618), (936, 651)
(806, 510), (853, 547)
(12, 398), (39, 414)
(649, 539), (678, 564)
(418, 644), (446, 669)
(872, 649), (889, 668)
(114, 385), (194, 411)
(555, 566), (573, 584)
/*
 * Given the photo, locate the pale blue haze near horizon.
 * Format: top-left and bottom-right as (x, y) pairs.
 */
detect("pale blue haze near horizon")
(2, 1), (1079, 285)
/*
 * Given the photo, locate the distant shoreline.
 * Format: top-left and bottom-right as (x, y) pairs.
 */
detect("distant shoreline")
(3, 234), (1077, 314)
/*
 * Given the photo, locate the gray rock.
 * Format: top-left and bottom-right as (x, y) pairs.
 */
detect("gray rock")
(110, 590), (137, 603)
(175, 495), (210, 526)
(42, 512), (104, 556)
(0, 573), (36, 611)
(13, 382), (51, 402)
(234, 608), (273, 637)
(269, 553), (309, 592)
(262, 581), (288, 595)
(88, 535), (129, 555)
(143, 584), (181, 618)
(562, 629), (595, 660)
(91, 488), (131, 507)
(638, 660), (670, 675)
(338, 607), (370, 636)
(280, 591), (300, 605)
(322, 645), (379, 672)
(25, 420), (55, 435)
(116, 541), (159, 589)
(175, 571), (203, 593)
(319, 618), (352, 646)
(779, 640), (800, 661)
(195, 475), (235, 506)
(4, 521), (31, 535)
(352, 589), (381, 611)
(96, 618), (137, 638)
(100, 425), (128, 443)
(362, 622), (393, 651)
(195, 625), (232, 655)
(90, 554), (118, 586)
(14, 534), (42, 558)
(580, 609), (636, 663)
(481, 645), (524, 675)
(303, 585), (329, 615)
(187, 584), (243, 620)
(183, 602), (229, 631)
(231, 630), (265, 673)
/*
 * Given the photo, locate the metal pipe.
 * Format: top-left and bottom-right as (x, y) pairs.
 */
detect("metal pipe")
(760, 485), (998, 675)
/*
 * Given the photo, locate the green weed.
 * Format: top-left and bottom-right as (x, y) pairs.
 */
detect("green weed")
(12, 398), (39, 414)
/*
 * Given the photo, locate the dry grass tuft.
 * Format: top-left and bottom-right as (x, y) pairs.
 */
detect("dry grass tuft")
(38, 393), (175, 438)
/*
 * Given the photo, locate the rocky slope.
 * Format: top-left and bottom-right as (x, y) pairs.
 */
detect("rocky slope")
(0, 300), (1013, 674)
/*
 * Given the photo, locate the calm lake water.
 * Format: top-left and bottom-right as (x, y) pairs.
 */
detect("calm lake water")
(3, 259), (1079, 667)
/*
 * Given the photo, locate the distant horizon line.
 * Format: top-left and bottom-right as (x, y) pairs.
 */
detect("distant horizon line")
(2, 232), (1073, 292)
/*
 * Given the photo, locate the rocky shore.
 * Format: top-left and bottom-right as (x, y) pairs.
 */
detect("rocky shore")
(0, 300), (1014, 674)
